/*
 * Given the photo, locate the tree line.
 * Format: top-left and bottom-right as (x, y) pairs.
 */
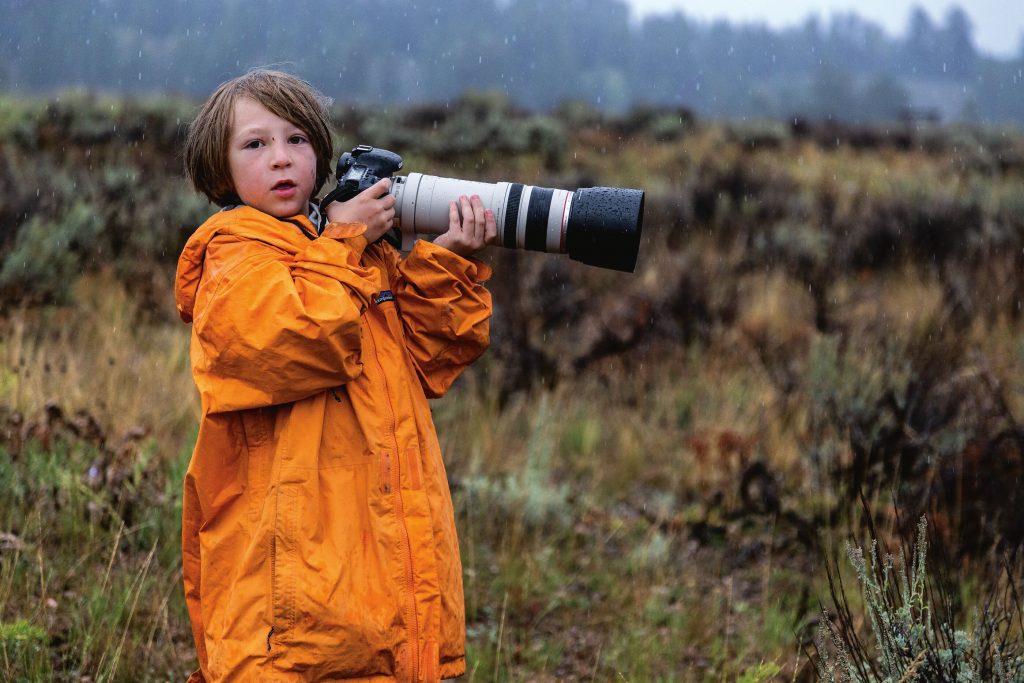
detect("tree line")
(1, 0), (1022, 124)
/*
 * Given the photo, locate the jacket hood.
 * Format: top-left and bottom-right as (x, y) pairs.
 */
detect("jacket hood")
(174, 207), (317, 323)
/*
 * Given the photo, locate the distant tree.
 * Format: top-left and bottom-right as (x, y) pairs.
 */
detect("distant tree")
(633, 13), (698, 106)
(829, 13), (880, 71)
(907, 6), (936, 50)
(905, 6), (940, 76)
(942, 6), (976, 77)
(809, 64), (858, 120)
(972, 57), (1024, 124)
(860, 75), (911, 121)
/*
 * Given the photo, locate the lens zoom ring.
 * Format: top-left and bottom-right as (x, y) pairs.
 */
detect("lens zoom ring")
(525, 187), (553, 252)
(504, 183), (524, 249)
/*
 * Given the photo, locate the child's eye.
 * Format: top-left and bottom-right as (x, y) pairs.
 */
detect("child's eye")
(289, 135), (308, 145)
(244, 139), (264, 149)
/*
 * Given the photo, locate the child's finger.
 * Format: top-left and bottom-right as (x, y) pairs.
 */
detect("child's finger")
(461, 195), (480, 242)
(484, 208), (497, 245)
(459, 195), (474, 233)
(469, 195), (487, 242)
(364, 177), (392, 198)
(449, 200), (461, 233)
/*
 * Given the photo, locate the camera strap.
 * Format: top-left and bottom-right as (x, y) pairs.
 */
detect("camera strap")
(318, 186), (347, 217)
(380, 229), (402, 250)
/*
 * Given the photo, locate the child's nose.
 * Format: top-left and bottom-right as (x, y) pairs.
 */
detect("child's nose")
(270, 141), (292, 167)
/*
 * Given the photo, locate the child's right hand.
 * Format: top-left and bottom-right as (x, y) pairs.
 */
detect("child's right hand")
(325, 178), (396, 243)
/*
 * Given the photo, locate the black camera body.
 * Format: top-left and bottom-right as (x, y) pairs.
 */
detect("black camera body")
(322, 145), (404, 208)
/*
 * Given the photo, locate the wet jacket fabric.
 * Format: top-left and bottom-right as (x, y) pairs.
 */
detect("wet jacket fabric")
(174, 206), (491, 682)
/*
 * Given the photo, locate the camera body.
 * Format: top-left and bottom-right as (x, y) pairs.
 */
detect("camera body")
(330, 145), (404, 203)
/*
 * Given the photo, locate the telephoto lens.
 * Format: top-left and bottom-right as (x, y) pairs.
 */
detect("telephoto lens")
(326, 146), (645, 272)
(391, 175), (644, 272)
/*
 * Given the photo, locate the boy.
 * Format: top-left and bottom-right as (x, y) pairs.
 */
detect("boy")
(175, 69), (496, 682)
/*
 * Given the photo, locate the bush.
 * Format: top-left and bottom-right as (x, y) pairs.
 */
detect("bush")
(815, 517), (1024, 682)
(0, 201), (103, 304)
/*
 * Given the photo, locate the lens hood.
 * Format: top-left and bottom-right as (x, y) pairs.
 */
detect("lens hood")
(565, 187), (645, 272)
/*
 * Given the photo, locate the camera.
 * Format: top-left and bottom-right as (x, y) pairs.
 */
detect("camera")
(320, 145), (644, 272)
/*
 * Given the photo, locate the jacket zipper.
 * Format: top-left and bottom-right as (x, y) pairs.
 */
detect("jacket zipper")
(268, 473), (280, 655)
(269, 477), (279, 654)
(365, 314), (420, 680)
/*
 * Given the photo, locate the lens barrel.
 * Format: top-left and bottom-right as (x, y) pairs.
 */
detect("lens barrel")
(391, 173), (643, 272)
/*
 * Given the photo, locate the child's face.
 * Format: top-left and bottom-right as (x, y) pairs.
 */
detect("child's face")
(227, 97), (317, 218)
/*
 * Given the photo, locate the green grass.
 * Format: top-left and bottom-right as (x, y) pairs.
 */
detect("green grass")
(0, 436), (194, 682)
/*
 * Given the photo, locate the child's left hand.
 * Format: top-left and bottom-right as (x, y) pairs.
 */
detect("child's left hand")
(432, 194), (497, 257)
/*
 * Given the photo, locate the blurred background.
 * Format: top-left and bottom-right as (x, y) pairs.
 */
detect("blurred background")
(1, 0), (1022, 123)
(0, 1), (1023, 681)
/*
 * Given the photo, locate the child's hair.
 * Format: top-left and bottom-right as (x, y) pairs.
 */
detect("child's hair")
(184, 69), (335, 207)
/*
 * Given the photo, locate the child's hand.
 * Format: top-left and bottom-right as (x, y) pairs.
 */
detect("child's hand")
(325, 178), (396, 243)
(432, 195), (497, 258)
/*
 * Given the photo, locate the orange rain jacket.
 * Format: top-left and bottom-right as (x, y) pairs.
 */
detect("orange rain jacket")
(174, 206), (491, 682)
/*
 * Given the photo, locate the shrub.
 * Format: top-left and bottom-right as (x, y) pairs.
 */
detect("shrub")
(458, 394), (570, 536)
(814, 517), (1024, 682)
(0, 201), (103, 304)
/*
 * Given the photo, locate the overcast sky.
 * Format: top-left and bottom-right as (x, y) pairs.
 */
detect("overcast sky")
(622, 0), (1024, 57)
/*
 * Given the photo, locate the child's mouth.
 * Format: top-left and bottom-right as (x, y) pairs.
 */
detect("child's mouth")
(272, 180), (297, 197)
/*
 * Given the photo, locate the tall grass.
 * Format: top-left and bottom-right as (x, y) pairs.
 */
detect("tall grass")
(0, 430), (195, 681)
(0, 273), (197, 681)
(0, 273), (197, 454)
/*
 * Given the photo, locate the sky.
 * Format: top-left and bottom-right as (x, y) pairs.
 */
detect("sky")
(622, 0), (1024, 57)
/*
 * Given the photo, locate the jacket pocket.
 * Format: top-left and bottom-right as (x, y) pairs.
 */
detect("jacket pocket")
(320, 387), (376, 467)
(286, 464), (402, 678)
(240, 407), (274, 522)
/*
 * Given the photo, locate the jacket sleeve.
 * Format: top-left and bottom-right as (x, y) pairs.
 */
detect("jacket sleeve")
(388, 240), (492, 398)
(192, 232), (378, 413)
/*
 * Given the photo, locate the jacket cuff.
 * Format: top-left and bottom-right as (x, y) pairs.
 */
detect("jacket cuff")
(408, 239), (493, 283)
(322, 221), (367, 239)
(319, 222), (370, 261)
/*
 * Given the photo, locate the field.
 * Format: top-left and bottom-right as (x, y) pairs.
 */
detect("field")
(1, 93), (1023, 681)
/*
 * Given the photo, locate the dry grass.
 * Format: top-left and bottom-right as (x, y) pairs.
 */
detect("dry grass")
(1, 272), (198, 455)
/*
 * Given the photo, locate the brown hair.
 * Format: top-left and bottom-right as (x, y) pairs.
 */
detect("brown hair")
(183, 69), (334, 206)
